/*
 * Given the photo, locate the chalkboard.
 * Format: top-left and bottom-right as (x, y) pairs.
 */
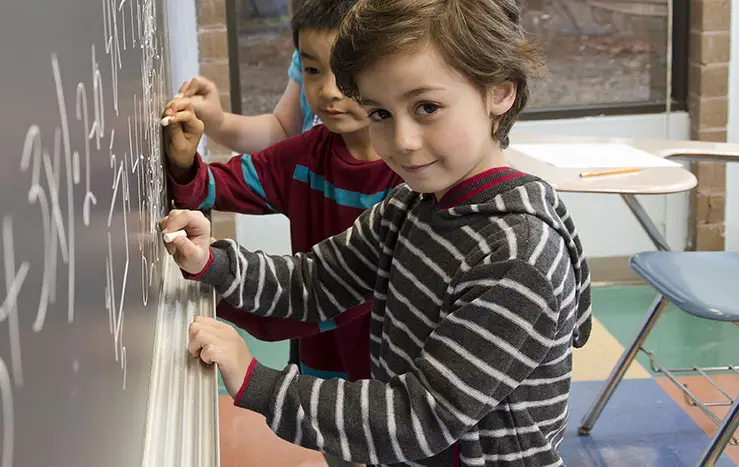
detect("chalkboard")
(0, 1), (216, 466)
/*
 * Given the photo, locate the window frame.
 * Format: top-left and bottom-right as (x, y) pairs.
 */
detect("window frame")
(226, 0), (243, 115)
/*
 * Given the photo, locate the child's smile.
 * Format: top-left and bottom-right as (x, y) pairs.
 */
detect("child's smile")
(357, 46), (515, 199)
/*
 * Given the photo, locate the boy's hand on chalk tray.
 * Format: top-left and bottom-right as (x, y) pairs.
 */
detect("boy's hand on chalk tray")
(162, 97), (204, 179)
(188, 316), (253, 399)
(178, 77), (224, 132)
(160, 209), (211, 275)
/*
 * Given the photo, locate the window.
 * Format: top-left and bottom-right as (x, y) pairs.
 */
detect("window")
(228, 0), (689, 120)
(520, 0), (688, 119)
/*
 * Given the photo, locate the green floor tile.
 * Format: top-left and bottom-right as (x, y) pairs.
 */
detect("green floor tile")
(216, 318), (290, 396)
(593, 286), (739, 376)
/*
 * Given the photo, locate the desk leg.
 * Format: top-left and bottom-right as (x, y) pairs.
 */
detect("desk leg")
(620, 194), (672, 252)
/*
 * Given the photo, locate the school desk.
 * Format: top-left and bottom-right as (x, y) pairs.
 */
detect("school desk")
(505, 132), (739, 252)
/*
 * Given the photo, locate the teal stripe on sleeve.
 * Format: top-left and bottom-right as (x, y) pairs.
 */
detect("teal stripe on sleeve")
(300, 363), (348, 381)
(241, 154), (277, 212)
(292, 165), (391, 210)
(317, 318), (338, 332)
(197, 168), (216, 210)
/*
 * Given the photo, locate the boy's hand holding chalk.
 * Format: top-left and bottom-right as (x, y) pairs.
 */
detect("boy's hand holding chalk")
(161, 96), (204, 181)
(160, 209), (212, 275)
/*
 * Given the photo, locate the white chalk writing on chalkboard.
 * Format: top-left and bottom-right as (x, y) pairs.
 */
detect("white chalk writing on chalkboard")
(0, 217), (26, 467)
(52, 54), (78, 325)
(0, 218), (30, 388)
(105, 122), (133, 374)
(102, 0), (122, 115)
(0, 356), (13, 467)
(75, 48), (99, 227)
(0, 0), (167, 463)
(20, 127), (54, 334)
(120, 0), (128, 50)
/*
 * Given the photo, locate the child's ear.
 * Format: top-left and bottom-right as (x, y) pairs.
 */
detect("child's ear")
(486, 82), (516, 117)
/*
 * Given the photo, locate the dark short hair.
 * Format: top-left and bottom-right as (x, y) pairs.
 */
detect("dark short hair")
(291, 0), (359, 51)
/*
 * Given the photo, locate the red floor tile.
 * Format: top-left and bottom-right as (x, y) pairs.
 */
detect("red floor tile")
(655, 374), (739, 465)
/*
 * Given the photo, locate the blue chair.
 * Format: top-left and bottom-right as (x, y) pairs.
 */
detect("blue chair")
(578, 251), (739, 466)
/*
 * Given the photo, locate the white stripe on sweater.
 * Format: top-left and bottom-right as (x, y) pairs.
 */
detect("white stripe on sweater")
(391, 258), (443, 306)
(529, 222), (550, 267)
(309, 379), (325, 450)
(386, 387), (406, 461)
(270, 365), (299, 433)
(495, 217), (517, 259)
(262, 255), (282, 317)
(442, 315), (539, 369)
(314, 246), (364, 303)
(336, 379), (351, 460)
(405, 211), (465, 260)
(360, 380), (379, 465)
(403, 375), (435, 458)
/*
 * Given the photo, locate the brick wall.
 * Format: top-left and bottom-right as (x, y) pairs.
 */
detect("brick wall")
(196, 0), (237, 240)
(688, 0), (731, 251)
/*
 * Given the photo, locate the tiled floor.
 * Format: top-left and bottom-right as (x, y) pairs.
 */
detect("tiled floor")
(218, 285), (739, 466)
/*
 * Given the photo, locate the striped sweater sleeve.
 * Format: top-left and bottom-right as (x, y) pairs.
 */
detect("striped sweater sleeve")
(203, 253), (563, 464)
(198, 196), (387, 323)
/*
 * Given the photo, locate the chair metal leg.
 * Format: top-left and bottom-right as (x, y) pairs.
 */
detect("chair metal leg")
(695, 396), (739, 467)
(578, 294), (670, 435)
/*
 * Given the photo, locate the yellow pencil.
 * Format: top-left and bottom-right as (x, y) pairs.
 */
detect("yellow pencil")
(579, 167), (642, 178)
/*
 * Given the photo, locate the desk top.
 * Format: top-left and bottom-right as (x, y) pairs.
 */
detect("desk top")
(505, 132), (739, 195)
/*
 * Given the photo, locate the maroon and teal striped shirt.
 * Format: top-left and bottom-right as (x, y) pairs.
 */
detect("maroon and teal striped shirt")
(167, 124), (403, 380)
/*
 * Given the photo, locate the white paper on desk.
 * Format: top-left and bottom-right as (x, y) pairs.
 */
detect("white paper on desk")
(509, 143), (682, 169)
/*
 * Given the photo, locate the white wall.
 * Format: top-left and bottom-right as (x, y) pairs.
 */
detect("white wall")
(726, 2), (739, 252)
(166, 0), (199, 96)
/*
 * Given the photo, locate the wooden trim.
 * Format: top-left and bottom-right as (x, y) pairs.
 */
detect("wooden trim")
(588, 256), (645, 287)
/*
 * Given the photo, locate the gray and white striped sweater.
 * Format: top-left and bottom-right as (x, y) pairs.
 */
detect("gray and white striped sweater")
(197, 168), (592, 466)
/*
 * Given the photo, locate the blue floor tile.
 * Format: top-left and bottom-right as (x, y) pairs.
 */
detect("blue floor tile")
(561, 379), (736, 466)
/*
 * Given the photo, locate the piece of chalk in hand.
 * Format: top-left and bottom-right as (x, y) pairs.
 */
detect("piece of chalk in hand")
(160, 116), (171, 127)
(163, 230), (187, 243)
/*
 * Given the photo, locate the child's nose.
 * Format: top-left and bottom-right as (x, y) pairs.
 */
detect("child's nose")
(394, 122), (422, 153)
(319, 75), (343, 101)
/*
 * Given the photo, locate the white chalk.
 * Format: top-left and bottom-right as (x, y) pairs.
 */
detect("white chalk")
(163, 230), (187, 243)
(160, 116), (171, 127)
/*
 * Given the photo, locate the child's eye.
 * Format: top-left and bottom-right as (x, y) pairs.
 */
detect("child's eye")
(416, 103), (439, 116)
(303, 67), (320, 75)
(367, 109), (391, 122)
